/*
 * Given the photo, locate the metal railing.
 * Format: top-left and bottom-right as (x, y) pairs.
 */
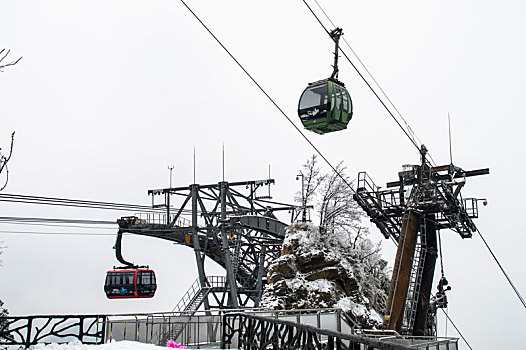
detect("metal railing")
(106, 313), (222, 348)
(135, 212), (191, 227)
(357, 171), (380, 193)
(0, 315), (106, 348)
(106, 308), (349, 348)
(1, 308), (458, 349)
(359, 330), (458, 349)
(172, 278), (204, 313)
(222, 313), (458, 350)
(222, 313), (414, 350)
(172, 276), (227, 313)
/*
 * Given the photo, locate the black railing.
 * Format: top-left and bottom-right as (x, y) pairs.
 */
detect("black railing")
(221, 313), (413, 350)
(0, 315), (106, 348)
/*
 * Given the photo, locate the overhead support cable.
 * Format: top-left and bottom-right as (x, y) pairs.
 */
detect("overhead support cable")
(476, 227), (526, 308)
(0, 221), (116, 230)
(0, 216), (116, 225)
(177, 0), (357, 195)
(407, 213), (526, 310)
(440, 309), (473, 350)
(0, 230), (120, 236)
(302, 0), (427, 157)
(0, 193), (165, 212)
(0, 193), (196, 215)
(312, 0), (431, 160)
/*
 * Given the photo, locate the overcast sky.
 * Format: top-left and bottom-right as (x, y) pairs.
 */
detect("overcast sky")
(1, 1), (525, 349)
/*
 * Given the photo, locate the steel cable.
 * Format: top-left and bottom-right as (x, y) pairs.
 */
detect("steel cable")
(177, 0), (357, 196)
(302, 0), (422, 153)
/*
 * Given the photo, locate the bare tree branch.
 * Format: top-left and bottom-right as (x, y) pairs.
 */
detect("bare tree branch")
(296, 155), (391, 313)
(0, 49), (22, 72)
(0, 132), (15, 192)
(295, 155), (323, 221)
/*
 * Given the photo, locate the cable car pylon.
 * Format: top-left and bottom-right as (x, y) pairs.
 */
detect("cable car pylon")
(298, 27), (353, 135)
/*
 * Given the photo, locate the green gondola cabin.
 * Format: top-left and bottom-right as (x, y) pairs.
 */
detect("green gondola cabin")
(298, 79), (353, 135)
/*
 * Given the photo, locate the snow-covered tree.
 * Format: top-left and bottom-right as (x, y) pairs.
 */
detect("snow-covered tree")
(296, 155), (370, 239)
(290, 155), (391, 315)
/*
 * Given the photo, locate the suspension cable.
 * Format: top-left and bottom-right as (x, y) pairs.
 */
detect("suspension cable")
(0, 193), (166, 212)
(0, 216), (116, 225)
(420, 213), (526, 310)
(440, 309), (473, 350)
(0, 229), (119, 236)
(0, 193), (198, 215)
(301, 0), (422, 154)
(309, 0), (437, 166)
(177, 0), (357, 196)
(476, 226), (526, 308)
(301, 2), (526, 338)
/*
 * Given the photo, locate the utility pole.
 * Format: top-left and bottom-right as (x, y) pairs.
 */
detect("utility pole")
(167, 165), (174, 225)
(168, 165), (174, 188)
(296, 173), (306, 222)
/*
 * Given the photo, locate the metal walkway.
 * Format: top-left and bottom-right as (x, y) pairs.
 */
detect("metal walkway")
(0, 309), (459, 349)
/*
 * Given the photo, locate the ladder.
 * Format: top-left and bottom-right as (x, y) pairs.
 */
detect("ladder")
(401, 222), (427, 333)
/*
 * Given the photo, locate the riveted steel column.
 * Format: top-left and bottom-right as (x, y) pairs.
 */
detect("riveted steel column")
(191, 184), (210, 310)
(413, 214), (438, 336)
(219, 181), (239, 308)
(254, 237), (267, 306)
(384, 210), (419, 332)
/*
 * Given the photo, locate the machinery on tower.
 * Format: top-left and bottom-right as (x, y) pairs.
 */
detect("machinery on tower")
(354, 145), (488, 336)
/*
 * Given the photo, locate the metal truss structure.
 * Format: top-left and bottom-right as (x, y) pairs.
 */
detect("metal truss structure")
(116, 179), (296, 312)
(354, 146), (488, 336)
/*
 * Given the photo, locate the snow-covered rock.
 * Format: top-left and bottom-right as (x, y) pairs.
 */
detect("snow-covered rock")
(260, 222), (389, 329)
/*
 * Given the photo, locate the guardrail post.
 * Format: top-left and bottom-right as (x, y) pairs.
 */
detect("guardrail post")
(135, 315), (138, 341)
(25, 317), (33, 349)
(79, 316), (84, 343)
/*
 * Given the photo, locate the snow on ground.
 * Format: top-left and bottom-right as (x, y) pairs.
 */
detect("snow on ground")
(33, 340), (169, 350)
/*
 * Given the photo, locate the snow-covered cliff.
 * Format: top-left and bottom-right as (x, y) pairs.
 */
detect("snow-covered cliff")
(260, 222), (390, 329)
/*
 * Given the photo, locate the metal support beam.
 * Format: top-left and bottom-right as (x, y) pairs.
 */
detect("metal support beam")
(385, 211), (419, 332)
(413, 215), (437, 336)
(117, 178), (294, 312)
(219, 181), (239, 308)
(191, 184), (210, 311)
(254, 233), (268, 307)
(355, 149), (487, 336)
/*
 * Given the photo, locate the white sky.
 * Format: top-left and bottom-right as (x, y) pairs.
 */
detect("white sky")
(1, 1), (525, 349)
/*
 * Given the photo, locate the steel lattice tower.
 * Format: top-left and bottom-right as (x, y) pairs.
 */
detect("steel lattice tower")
(114, 179), (297, 311)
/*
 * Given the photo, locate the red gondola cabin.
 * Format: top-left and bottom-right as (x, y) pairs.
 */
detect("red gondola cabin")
(104, 268), (156, 299)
